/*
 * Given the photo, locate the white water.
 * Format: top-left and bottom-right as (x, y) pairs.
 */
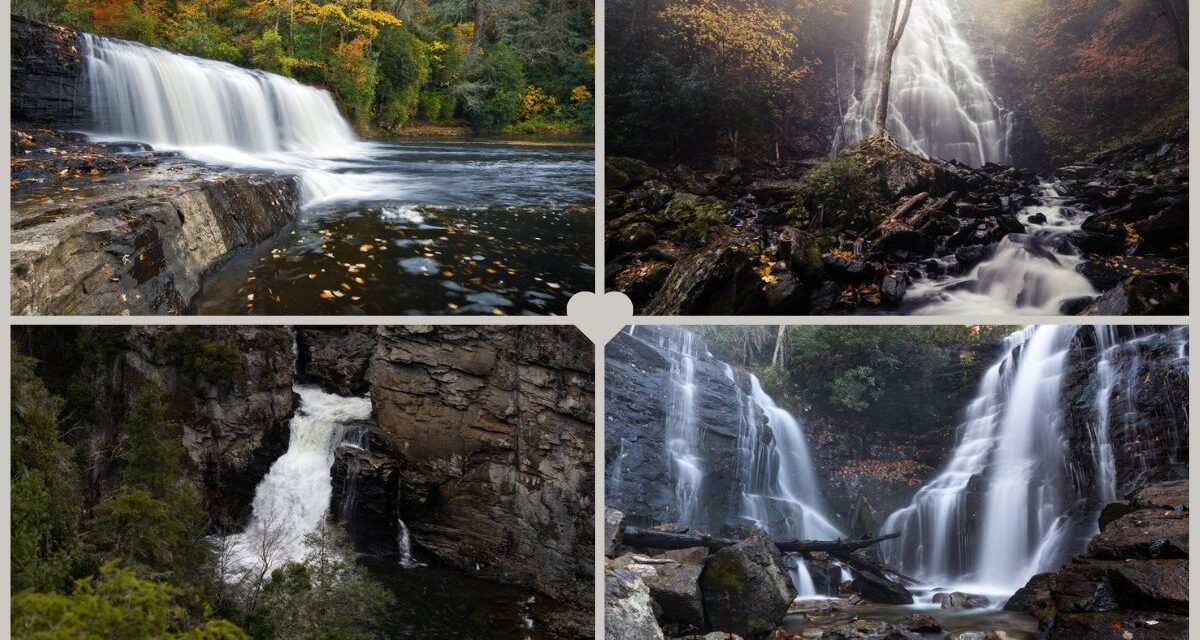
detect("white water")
(81, 34), (387, 204)
(221, 386), (373, 578)
(881, 326), (1189, 599)
(657, 329), (707, 527)
(906, 184), (1098, 315)
(835, 0), (1012, 166)
(785, 554), (819, 599)
(881, 326), (1084, 596)
(396, 510), (423, 568)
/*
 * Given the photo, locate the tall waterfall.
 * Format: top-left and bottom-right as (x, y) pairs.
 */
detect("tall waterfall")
(222, 386), (373, 577)
(632, 326), (842, 541)
(83, 34), (356, 154)
(880, 326), (1188, 596)
(834, 0), (1012, 166)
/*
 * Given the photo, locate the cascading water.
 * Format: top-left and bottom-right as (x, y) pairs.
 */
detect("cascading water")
(835, 0), (1012, 166)
(628, 326), (842, 597)
(880, 325), (1188, 598)
(396, 505), (423, 568)
(221, 386), (373, 578)
(904, 183), (1098, 315)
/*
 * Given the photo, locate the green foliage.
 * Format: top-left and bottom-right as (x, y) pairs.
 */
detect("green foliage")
(253, 524), (395, 640)
(11, 353), (82, 593)
(88, 488), (210, 586)
(163, 331), (242, 387)
(249, 29), (292, 76)
(374, 26), (431, 130)
(169, 7), (240, 64)
(665, 193), (725, 242)
(468, 43), (527, 131)
(12, 563), (249, 640)
(328, 36), (379, 128)
(791, 155), (879, 230)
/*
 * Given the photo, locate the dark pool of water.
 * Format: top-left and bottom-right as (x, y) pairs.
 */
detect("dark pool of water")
(190, 141), (593, 315)
(783, 598), (1039, 638)
(361, 557), (562, 640)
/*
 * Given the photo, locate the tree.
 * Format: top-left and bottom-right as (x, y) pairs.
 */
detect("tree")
(872, 0), (914, 139)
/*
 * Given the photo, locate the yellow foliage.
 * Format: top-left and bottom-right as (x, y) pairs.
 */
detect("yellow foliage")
(519, 85), (558, 118)
(571, 85), (592, 103)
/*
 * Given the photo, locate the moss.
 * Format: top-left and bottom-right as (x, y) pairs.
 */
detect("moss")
(705, 554), (747, 599)
(161, 331), (242, 387)
(790, 154), (880, 231)
(666, 192), (726, 242)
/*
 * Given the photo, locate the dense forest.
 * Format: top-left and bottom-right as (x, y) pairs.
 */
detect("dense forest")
(11, 333), (388, 639)
(14, 0), (594, 135)
(608, 0), (1186, 163)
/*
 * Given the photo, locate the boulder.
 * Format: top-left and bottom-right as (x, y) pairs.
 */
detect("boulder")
(700, 531), (796, 639)
(850, 569), (913, 605)
(607, 156), (662, 191)
(643, 240), (767, 315)
(1088, 508), (1187, 559)
(1131, 480), (1188, 510)
(297, 326), (377, 395)
(895, 614), (942, 633)
(606, 567), (665, 640)
(932, 591), (990, 610)
(626, 556), (706, 629)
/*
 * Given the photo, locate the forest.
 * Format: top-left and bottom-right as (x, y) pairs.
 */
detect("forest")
(14, 0), (594, 135)
(608, 0), (1186, 163)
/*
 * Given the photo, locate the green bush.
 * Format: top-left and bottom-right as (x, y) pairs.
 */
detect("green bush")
(468, 43), (527, 130)
(162, 332), (242, 387)
(375, 27), (430, 130)
(790, 155), (879, 230)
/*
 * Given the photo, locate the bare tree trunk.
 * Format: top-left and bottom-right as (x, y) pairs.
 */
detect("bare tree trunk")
(872, 0), (915, 138)
(1156, 0), (1188, 70)
(771, 325), (786, 369)
(467, 0), (485, 71)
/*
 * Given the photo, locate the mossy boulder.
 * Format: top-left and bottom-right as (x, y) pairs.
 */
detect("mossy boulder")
(699, 531), (794, 639)
(846, 135), (961, 200)
(779, 227), (824, 284)
(608, 156), (662, 191)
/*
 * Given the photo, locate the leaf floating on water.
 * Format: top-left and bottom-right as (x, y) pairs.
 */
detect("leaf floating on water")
(308, 273), (317, 279)
(351, 296), (361, 301)
(492, 307), (504, 316)
(360, 244), (374, 252)
(354, 277), (365, 284)
(486, 268), (498, 274)
(333, 290), (345, 298)
(447, 303), (459, 310)
(320, 290), (335, 300)
(341, 283), (352, 291)
(547, 282), (561, 289)
(247, 293), (255, 301)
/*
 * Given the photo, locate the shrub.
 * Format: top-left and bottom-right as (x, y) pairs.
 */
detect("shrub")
(789, 155), (879, 230)
(665, 193), (726, 242)
(162, 332), (242, 387)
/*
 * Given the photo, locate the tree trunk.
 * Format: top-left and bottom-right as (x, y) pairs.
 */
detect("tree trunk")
(872, 0), (915, 138)
(771, 325), (786, 369)
(1157, 0), (1188, 70)
(467, 0), (485, 71)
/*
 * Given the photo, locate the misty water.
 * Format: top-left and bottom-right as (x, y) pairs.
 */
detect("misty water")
(81, 33), (593, 316)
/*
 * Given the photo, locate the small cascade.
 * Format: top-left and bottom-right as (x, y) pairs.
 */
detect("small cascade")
(336, 425), (370, 522)
(784, 554), (819, 599)
(905, 183), (1098, 315)
(396, 506), (423, 568)
(221, 386), (373, 577)
(835, 0), (1012, 166)
(651, 328), (710, 527)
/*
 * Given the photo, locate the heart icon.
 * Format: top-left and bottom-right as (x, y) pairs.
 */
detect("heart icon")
(567, 291), (634, 346)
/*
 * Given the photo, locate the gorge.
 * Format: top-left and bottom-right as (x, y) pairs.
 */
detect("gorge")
(605, 324), (1188, 639)
(12, 17), (593, 316)
(12, 325), (595, 639)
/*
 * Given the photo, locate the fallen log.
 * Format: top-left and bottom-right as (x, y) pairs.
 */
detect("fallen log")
(621, 527), (899, 554)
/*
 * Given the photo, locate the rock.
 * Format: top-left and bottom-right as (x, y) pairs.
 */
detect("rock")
(626, 556), (705, 628)
(613, 259), (674, 309)
(606, 567), (665, 640)
(1064, 230), (1125, 255)
(850, 569), (913, 605)
(881, 272), (908, 305)
(643, 240), (767, 315)
(701, 531), (796, 639)
(823, 254), (882, 283)
(653, 522), (691, 534)
(11, 17), (90, 128)
(661, 547), (708, 565)
(11, 152), (301, 315)
(933, 591), (989, 610)
(820, 619), (911, 640)
(1105, 559), (1188, 614)
(895, 613), (942, 633)
(1098, 502), (1133, 530)
(954, 245), (990, 270)
(1132, 480), (1188, 510)
(616, 222), (660, 252)
(366, 326), (594, 609)
(1131, 205), (1186, 251)
(765, 272), (806, 313)
(608, 156), (661, 191)
(1004, 573), (1051, 612)
(1026, 212), (1047, 224)
(606, 509), (627, 558)
(1046, 611), (1189, 640)
(297, 326), (377, 395)
(1059, 295), (1096, 315)
(1077, 260), (1126, 291)
(1088, 508), (1187, 559)
(781, 227), (825, 284)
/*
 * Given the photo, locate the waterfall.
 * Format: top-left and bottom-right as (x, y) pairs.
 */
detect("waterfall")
(221, 386), (373, 578)
(396, 505), (423, 568)
(835, 0), (1012, 166)
(657, 329), (708, 528)
(880, 326), (1188, 596)
(82, 34), (355, 154)
(784, 554), (819, 599)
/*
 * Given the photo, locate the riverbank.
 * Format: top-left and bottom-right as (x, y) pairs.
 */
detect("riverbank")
(385, 121), (593, 145)
(605, 129), (1188, 316)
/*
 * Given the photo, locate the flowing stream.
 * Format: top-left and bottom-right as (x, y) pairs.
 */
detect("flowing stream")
(221, 386), (373, 577)
(879, 325), (1188, 600)
(835, 0), (1012, 166)
(81, 35), (592, 315)
(902, 184), (1099, 315)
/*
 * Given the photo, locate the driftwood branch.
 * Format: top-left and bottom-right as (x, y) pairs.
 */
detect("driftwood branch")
(621, 527), (899, 554)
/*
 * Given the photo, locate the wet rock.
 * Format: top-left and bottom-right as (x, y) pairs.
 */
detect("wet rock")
(880, 272), (909, 305)
(850, 569), (913, 605)
(626, 555), (706, 628)
(607, 156), (662, 191)
(1131, 204), (1186, 252)
(616, 222), (660, 252)
(1004, 573), (1051, 612)
(1132, 480), (1188, 510)
(1026, 212), (1047, 224)
(11, 17), (90, 128)
(366, 326), (594, 609)
(1088, 508), (1188, 559)
(700, 531), (796, 639)
(1076, 260), (1126, 291)
(1098, 502), (1133, 530)
(765, 272), (806, 313)
(1064, 230), (1125, 255)
(606, 567), (665, 640)
(933, 591), (990, 610)
(606, 509), (627, 558)
(780, 227), (825, 284)
(1046, 611), (1188, 640)
(820, 619), (911, 640)
(1059, 295), (1095, 315)
(823, 254), (882, 283)
(895, 613), (942, 633)
(953, 245), (990, 270)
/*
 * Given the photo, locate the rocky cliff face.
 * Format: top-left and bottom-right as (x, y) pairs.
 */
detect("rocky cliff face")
(11, 15), (90, 129)
(364, 326), (595, 612)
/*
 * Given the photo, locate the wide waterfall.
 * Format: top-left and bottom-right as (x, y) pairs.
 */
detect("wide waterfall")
(221, 386), (373, 577)
(879, 325), (1188, 597)
(835, 0), (1012, 166)
(634, 326), (842, 542)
